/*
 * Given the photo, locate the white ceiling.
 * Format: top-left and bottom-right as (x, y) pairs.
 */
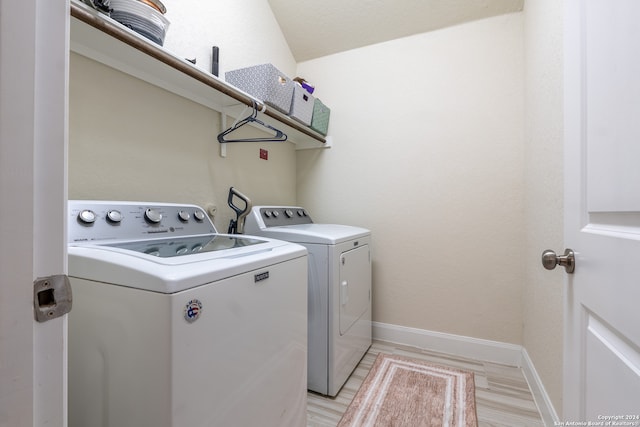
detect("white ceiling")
(267, 0), (524, 62)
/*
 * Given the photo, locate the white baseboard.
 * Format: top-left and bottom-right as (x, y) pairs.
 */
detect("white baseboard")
(372, 321), (559, 427)
(372, 321), (523, 366)
(521, 348), (560, 427)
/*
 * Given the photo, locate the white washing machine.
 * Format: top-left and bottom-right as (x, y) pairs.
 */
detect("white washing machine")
(67, 200), (308, 427)
(244, 206), (371, 396)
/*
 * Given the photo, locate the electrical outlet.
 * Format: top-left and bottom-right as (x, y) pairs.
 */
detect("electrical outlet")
(259, 148), (268, 160)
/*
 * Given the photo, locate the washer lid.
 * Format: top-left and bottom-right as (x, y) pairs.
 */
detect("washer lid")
(68, 234), (307, 293)
(248, 223), (370, 244)
(102, 234), (265, 258)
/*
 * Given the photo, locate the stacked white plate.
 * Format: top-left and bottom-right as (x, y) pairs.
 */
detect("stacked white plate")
(110, 0), (170, 46)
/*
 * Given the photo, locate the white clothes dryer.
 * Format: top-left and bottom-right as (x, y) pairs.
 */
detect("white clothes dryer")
(67, 200), (308, 427)
(244, 206), (371, 396)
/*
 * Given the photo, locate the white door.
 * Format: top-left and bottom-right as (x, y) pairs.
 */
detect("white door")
(0, 1), (69, 426)
(564, 0), (640, 421)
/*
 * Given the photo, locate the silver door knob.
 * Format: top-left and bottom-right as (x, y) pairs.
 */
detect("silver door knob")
(541, 248), (575, 274)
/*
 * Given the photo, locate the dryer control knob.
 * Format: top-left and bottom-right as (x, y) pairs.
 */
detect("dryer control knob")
(297, 209), (306, 217)
(78, 209), (96, 224)
(285, 209), (293, 218)
(144, 208), (162, 224)
(272, 210), (280, 218)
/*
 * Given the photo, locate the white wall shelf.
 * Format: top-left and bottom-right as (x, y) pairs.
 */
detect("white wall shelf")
(69, 1), (328, 150)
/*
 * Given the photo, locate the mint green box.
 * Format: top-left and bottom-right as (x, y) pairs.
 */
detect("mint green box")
(311, 98), (330, 136)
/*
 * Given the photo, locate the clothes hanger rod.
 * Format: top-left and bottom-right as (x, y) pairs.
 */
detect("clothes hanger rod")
(217, 101), (288, 143)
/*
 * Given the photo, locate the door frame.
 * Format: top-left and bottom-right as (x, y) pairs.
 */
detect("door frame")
(563, 0), (581, 417)
(0, 0), (69, 425)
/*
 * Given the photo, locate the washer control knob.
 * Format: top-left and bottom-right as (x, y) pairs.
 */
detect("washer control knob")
(144, 208), (162, 224)
(272, 210), (280, 218)
(297, 209), (306, 217)
(78, 209), (97, 224)
(193, 210), (206, 222)
(178, 210), (190, 222)
(264, 210), (272, 218)
(106, 210), (123, 223)
(285, 209), (293, 218)
(176, 246), (189, 255)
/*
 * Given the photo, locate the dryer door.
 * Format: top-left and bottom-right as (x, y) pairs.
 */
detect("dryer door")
(339, 244), (371, 335)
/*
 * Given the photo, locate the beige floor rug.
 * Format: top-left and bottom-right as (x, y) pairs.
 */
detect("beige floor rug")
(337, 353), (478, 427)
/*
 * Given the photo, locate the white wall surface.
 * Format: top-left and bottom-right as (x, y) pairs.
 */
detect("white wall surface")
(161, 0), (296, 77)
(297, 14), (526, 344)
(523, 0), (564, 413)
(68, 0), (298, 231)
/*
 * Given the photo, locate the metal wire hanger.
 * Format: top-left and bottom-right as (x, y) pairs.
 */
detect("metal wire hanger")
(217, 100), (288, 143)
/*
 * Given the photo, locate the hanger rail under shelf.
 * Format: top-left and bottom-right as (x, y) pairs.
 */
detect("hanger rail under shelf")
(69, 1), (327, 148)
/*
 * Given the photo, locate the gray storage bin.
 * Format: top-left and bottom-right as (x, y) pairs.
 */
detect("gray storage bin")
(225, 64), (294, 114)
(289, 85), (315, 126)
(311, 98), (331, 136)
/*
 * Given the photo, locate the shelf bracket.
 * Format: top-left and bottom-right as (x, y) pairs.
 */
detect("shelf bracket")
(219, 110), (227, 158)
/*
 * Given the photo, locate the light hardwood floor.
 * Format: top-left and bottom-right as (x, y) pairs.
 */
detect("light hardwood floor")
(307, 340), (545, 427)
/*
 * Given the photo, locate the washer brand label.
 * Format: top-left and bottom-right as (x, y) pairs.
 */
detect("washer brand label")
(184, 299), (203, 323)
(254, 271), (269, 283)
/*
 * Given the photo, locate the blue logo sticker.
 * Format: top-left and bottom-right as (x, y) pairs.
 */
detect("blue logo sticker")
(184, 299), (203, 323)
